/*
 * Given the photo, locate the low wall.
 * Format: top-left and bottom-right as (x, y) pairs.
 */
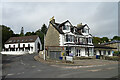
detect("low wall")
(1, 51), (28, 55)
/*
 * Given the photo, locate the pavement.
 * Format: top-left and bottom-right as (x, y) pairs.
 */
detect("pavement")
(2, 54), (119, 79)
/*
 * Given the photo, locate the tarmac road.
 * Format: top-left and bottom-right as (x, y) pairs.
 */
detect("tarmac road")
(2, 54), (118, 79)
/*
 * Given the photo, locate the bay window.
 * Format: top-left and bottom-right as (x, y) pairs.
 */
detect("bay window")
(65, 35), (74, 42)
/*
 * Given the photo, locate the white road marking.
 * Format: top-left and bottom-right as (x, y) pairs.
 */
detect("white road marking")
(50, 65), (104, 69)
(20, 60), (26, 65)
(7, 73), (14, 76)
(38, 70), (41, 71)
(32, 66), (36, 68)
(87, 69), (102, 72)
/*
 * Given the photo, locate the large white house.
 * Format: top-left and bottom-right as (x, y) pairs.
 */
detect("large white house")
(45, 18), (94, 60)
(1, 35), (42, 55)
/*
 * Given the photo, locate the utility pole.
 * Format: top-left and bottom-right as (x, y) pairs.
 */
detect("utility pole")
(41, 31), (46, 60)
(43, 33), (46, 60)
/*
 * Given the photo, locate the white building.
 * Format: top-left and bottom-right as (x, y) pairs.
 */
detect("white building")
(45, 18), (94, 60)
(1, 35), (42, 55)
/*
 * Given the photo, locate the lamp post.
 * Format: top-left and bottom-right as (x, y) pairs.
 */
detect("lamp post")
(43, 33), (46, 60)
(41, 31), (46, 60)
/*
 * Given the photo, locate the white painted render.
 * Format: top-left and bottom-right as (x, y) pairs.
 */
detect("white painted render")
(95, 50), (113, 56)
(2, 36), (42, 55)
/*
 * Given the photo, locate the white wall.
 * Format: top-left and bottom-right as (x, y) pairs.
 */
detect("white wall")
(95, 50), (113, 56)
(75, 47), (85, 57)
(4, 37), (42, 54)
(59, 34), (64, 46)
(35, 37), (42, 53)
(1, 51), (28, 55)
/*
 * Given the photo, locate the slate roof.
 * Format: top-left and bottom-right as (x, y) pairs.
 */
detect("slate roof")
(5, 35), (39, 44)
(103, 40), (120, 45)
(77, 24), (87, 30)
(50, 19), (89, 35)
(93, 43), (116, 49)
(50, 21), (64, 34)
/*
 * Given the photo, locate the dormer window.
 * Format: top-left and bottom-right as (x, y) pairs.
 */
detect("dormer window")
(82, 27), (89, 33)
(63, 25), (69, 30)
(9, 40), (12, 42)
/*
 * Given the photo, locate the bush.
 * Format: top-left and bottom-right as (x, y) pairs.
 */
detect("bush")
(73, 56), (93, 60)
(113, 51), (120, 56)
(105, 56), (119, 61)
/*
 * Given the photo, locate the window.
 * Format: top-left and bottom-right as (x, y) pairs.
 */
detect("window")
(88, 38), (92, 43)
(13, 40), (16, 42)
(13, 45), (15, 48)
(17, 40), (20, 42)
(29, 39), (33, 41)
(22, 40), (24, 42)
(94, 50), (96, 55)
(28, 44), (30, 47)
(63, 25), (69, 30)
(9, 45), (11, 48)
(66, 35), (74, 42)
(108, 51), (110, 55)
(82, 28), (88, 33)
(23, 44), (25, 47)
(9, 40), (12, 42)
(103, 51), (106, 55)
(18, 43), (20, 48)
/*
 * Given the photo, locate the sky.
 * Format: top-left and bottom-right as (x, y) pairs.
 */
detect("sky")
(2, 2), (118, 38)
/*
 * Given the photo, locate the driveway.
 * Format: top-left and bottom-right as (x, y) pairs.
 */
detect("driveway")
(2, 54), (118, 78)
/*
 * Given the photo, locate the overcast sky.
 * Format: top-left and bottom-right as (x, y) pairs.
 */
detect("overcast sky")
(2, 2), (118, 38)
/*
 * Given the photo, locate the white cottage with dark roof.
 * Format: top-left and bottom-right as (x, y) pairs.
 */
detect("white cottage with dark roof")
(1, 35), (42, 55)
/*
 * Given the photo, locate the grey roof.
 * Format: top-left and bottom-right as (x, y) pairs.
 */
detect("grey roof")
(94, 43), (116, 49)
(5, 35), (39, 44)
(103, 40), (120, 45)
(50, 21), (64, 34)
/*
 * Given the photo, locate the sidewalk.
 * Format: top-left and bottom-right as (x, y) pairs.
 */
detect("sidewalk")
(34, 55), (118, 66)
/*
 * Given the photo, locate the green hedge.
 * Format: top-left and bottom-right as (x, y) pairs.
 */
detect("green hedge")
(105, 56), (119, 61)
(73, 56), (93, 60)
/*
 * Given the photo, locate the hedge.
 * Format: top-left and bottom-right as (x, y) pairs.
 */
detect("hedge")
(105, 56), (119, 61)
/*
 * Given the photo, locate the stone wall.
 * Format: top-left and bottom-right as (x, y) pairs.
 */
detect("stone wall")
(45, 23), (60, 46)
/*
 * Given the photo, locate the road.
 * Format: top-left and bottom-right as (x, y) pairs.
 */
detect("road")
(2, 54), (118, 79)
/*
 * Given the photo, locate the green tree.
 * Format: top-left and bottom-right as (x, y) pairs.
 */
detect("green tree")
(41, 24), (47, 34)
(35, 29), (44, 50)
(112, 36), (120, 40)
(25, 32), (32, 36)
(0, 25), (14, 48)
(93, 37), (102, 44)
(101, 37), (109, 43)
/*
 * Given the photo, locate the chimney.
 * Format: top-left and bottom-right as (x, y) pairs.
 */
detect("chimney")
(50, 16), (55, 23)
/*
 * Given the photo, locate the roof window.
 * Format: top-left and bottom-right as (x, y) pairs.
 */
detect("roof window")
(17, 40), (20, 42)
(9, 40), (12, 42)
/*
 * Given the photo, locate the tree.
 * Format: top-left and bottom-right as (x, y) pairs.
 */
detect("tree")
(0, 25), (14, 48)
(25, 32), (32, 36)
(112, 36), (120, 40)
(35, 29), (44, 50)
(41, 24), (47, 35)
(93, 37), (102, 44)
(101, 37), (109, 43)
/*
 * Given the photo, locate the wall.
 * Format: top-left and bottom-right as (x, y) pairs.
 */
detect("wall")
(1, 51), (28, 55)
(45, 23), (60, 47)
(95, 49), (113, 56)
(4, 42), (35, 53)
(35, 37), (42, 52)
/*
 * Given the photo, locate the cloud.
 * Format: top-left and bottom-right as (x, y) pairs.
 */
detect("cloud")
(2, 2), (118, 38)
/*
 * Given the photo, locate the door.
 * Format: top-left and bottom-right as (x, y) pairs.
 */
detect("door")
(76, 49), (81, 57)
(50, 51), (61, 60)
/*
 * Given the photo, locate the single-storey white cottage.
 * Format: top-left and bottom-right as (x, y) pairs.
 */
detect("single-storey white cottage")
(1, 35), (42, 55)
